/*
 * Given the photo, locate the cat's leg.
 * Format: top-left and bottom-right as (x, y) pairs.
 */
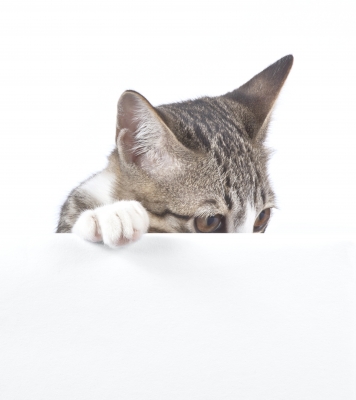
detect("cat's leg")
(56, 169), (149, 247)
(72, 201), (149, 248)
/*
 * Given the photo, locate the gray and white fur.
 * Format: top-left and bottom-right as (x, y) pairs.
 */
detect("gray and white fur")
(56, 55), (293, 247)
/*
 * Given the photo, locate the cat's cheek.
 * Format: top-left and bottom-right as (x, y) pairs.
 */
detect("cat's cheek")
(72, 210), (102, 243)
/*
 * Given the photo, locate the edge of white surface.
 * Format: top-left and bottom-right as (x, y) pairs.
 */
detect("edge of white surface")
(0, 234), (355, 400)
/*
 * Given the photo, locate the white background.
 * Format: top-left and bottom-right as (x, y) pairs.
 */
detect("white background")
(0, 0), (355, 235)
(1, 234), (355, 399)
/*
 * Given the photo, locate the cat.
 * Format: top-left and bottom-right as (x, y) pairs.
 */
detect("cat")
(56, 55), (293, 247)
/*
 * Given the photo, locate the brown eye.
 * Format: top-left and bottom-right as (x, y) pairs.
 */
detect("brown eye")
(195, 214), (223, 233)
(253, 208), (271, 233)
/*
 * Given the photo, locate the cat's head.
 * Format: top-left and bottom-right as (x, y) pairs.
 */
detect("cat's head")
(114, 55), (293, 233)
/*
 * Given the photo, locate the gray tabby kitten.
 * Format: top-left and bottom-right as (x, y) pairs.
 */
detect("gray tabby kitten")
(57, 55), (293, 247)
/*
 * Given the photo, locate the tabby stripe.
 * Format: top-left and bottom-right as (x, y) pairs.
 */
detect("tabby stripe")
(147, 209), (191, 220)
(210, 102), (246, 138)
(224, 193), (233, 210)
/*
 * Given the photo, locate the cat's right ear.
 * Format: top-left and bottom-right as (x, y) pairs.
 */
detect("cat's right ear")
(116, 91), (190, 173)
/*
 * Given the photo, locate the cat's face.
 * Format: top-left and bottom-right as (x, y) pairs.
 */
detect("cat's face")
(114, 55), (293, 233)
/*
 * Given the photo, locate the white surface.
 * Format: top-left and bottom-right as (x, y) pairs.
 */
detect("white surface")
(1, 234), (355, 399)
(0, 0), (355, 236)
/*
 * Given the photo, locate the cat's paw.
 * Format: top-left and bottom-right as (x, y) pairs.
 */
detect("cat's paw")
(72, 201), (149, 248)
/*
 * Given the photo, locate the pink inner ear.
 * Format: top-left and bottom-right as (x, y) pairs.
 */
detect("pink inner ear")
(116, 90), (188, 172)
(116, 92), (145, 164)
(119, 128), (141, 164)
(116, 93), (140, 140)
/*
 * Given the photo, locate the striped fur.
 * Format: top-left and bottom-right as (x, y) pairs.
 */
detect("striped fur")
(57, 55), (293, 246)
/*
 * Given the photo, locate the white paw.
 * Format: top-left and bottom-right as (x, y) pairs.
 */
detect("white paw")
(72, 201), (149, 248)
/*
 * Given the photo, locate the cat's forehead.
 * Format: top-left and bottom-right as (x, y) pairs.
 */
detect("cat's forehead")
(156, 96), (273, 214)
(158, 96), (255, 158)
(159, 96), (246, 135)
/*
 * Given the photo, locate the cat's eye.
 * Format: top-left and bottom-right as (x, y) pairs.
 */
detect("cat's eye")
(195, 214), (223, 233)
(253, 208), (271, 233)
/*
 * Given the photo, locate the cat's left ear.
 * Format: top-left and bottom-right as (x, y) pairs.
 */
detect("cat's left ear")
(223, 55), (293, 141)
(116, 90), (192, 173)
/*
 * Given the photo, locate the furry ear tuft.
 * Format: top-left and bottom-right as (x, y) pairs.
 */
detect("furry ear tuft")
(116, 91), (159, 164)
(116, 91), (186, 171)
